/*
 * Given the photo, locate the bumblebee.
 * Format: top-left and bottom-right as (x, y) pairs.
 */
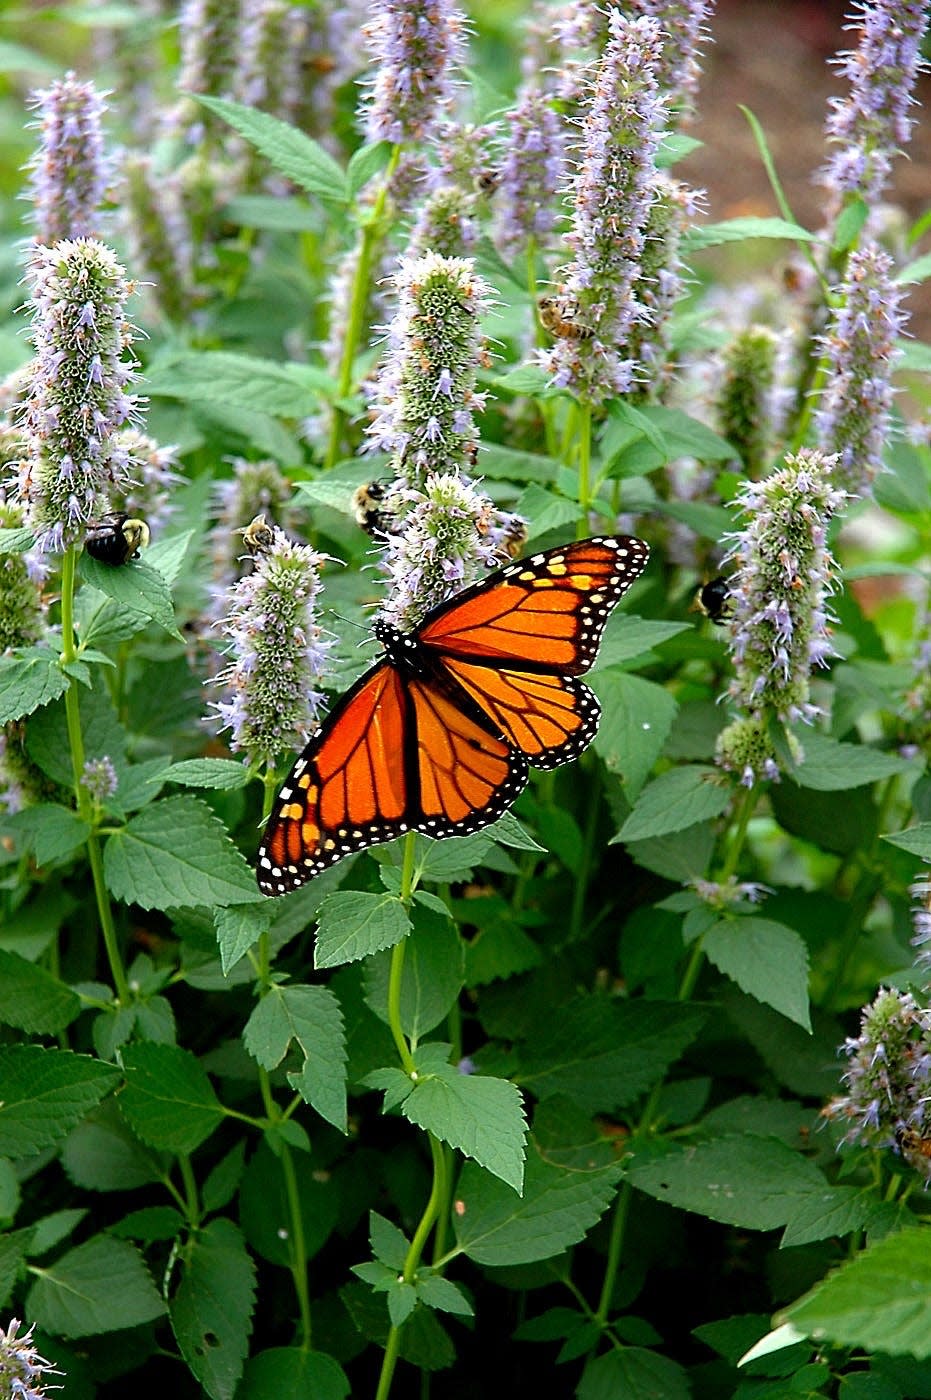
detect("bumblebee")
(475, 168), (500, 196)
(239, 513), (275, 556)
(85, 513), (150, 565)
(500, 515), (528, 561)
(896, 1126), (931, 1173)
(693, 576), (732, 625)
(538, 293), (593, 341)
(352, 481), (391, 537)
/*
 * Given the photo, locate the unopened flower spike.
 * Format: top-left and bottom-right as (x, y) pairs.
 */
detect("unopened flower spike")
(715, 449), (846, 786)
(122, 154), (195, 325)
(714, 325), (779, 476)
(536, 13), (666, 405)
(814, 241), (905, 496)
(210, 526), (331, 769)
(16, 239), (138, 555)
(27, 72), (109, 246)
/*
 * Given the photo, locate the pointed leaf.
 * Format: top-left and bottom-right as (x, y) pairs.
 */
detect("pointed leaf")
(704, 916), (811, 1030)
(403, 1062), (526, 1192)
(27, 1235), (166, 1337)
(170, 1218), (256, 1400)
(314, 891), (411, 969)
(0, 646), (67, 724)
(120, 1042), (224, 1153)
(239, 1348), (350, 1400)
(578, 1348), (690, 1400)
(195, 96), (348, 203)
(0, 1047), (119, 1159)
(243, 983), (347, 1132)
(616, 766), (731, 842)
(0, 949), (80, 1033)
(78, 555), (181, 639)
(364, 900), (464, 1038)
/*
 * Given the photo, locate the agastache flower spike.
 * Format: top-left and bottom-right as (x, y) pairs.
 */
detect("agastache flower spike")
(625, 1), (715, 114)
(496, 88), (567, 262)
(122, 155), (195, 325)
(174, 0), (241, 143)
(27, 73), (109, 246)
(626, 174), (698, 400)
(0, 1318), (62, 1399)
(236, 0), (305, 116)
(820, 0), (929, 215)
(537, 13), (666, 405)
(211, 527), (330, 768)
(107, 429), (181, 535)
(911, 871), (931, 973)
(361, 0), (465, 146)
(715, 449), (846, 785)
(80, 755), (118, 804)
(17, 239), (138, 555)
(814, 241), (905, 495)
(824, 988), (931, 1175)
(714, 325), (779, 476)
(409, 186), (479, 260)
(366, 252), (492, 490)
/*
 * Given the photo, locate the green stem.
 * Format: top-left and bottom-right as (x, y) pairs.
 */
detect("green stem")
(717, 783), (758, 884)
(280, 1137), (313, 1350)
(178, 1154), (201, 1227)
(594, 1176), (631, 1325)
(387, 937), (415, 1075)
(568, 758), (600, 941)
(324, 144), (402, 471)
(60, 548), (131, 1004)
(576, 401), (593, 538)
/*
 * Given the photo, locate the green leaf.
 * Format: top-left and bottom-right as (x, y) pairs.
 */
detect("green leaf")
(597, 615), (690, 668)
(884, 823), (931, 860)
(146, 351), (321, 417)
(369, 1211), (410, 1270)
(514, 998), (705, 1111)
(780, 1187), (877, 1248)
(403, 1059), (527, 1192)
(832, 195), (870, 253)
(895, 252), (931, 286)
(120, 1042), (225, 1153)
(111, 1206), (185, 1243)
(785, 1227), (931, 1359)
(170, 1218), (256, 1400)
(239, 1349), (350, 1400)
(78, 555), (182, 639)
(61, 1101), (163, 1191)
(364, 900), (464, 1039)
(513, 484), (580, 540)
(0, 646), (67, 725)
(603, 406), (735, 475)
(454, 1147), (622, 1266)
(0, 1234), (29, 1310)
(244, 983), (347, 1132)
(494, 365), (551, 396)
(347, 140), (391, 198)
(703, 916), (811, 1030)
(162, 759), (251, 790)
(627, 1133), (824, 1228)
(8, 804), (90, 866)
(791, 733), (911, 791)
(224, 194), (321, 231)
(314, 891), (412, 969)
(0, 526), (35, 552)
(195, 96), (347, 203)
(590, 672), (678, 797)
(143, 529), (195, 586)
(103, 794), (262, 911)
(579, 1348), (691, 1400)
(685, 216), (815, 250)
(417, 1273), (474, 1317)
(0, 949), (80, 1033)
(0, 1047), (119, 1159)
(616, 766), (731, 842)
(26, 1234), (166, 1337)
(239, 1139), (338, 1265)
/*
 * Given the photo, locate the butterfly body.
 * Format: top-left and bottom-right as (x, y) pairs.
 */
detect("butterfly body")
(257, 535), (649, 895)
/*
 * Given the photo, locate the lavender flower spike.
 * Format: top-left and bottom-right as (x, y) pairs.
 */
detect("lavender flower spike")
(820, 0), (929, 212)
(0, 1318), (62, 1399)
(496, 88), (567, 262)
(815, 241), (905, 496)
(27, 72), (109, 246)
(628, 0), (714, 112)
(361, 0), (465, 146)
(366, 252), (492, 490)
(537, 13), (666, 405)
(211, 527), (330, 768)
(17, 239), (138, 555)
(715, 449), (846, 785)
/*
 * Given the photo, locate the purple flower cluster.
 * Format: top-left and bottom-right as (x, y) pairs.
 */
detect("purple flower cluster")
(820, 0), (928, 211)
(17, 239), (138, 555)
(0, 1318), (61, 1400)
(715, 449), (846, 785)
(81, 755), (118, 803)
(108, 429), (181, 535)
(814, 241), (905, 495)
(627, 174), (699, 398)
(912, 871), (931, 973)
(27, 73), (109, 246)
(177, 0), (240, 109)
(496, 89), (567, 261)
(538, 13), (666, 404)
(236, 0), (306, 115)
(627, 0), (714, 112)
(211, 526), (330, 767)
(361, 0), (465, 146)
(366, 252), (491, 487)
(825, 988), (931, 1176)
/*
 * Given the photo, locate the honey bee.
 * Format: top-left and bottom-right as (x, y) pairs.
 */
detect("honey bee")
(896, 1126), (931, 1174)
(500, 515), (528, 560)
(693, 575), (732, 625)
(239, 514), (275, 556)
(475, 168), (500, 196)
(352, 481), (391, 537)
(84, 513), (150, 565)
(538, 293), (593, 341)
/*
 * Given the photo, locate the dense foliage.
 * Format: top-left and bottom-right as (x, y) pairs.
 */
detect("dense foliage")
(1, 2), (931, 1397)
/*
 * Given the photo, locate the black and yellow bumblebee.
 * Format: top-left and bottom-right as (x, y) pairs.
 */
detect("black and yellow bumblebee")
(85, 513), (150, 565)
(694, 575), (732, 625)
(352, 481), (391, 537)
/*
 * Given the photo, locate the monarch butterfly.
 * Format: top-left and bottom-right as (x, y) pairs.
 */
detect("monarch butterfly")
(256, 534), (649, 895)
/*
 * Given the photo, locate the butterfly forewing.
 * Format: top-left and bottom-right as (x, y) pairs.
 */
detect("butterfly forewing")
(437, 660), (601, 769)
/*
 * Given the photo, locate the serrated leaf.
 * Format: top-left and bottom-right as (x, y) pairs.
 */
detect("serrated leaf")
(195, 96), (347, 203)
(239, 1348), (350, 1400)
(28, 1208), (88, 1256)
(163, 758), (251, 790)
(791, 733), (911, 791)
(616, 765), (731, 842)
(780, 1187), (877, 1248)
(120, 1042), (224, 1153)
(369, 1211), (409, 1271)
(579, 1348), (690, 1400)
(884, 823), (931, 860)
(111, 1206), (184, 1243)
(147, 350), (320, 417)
(314, 891), (412, 969)
(27, 1235), (166, 1338)
(170, 1218), (256, 1400)
(785, 1227), (931, 1359)
(417, 1274), (474, 1317)
(104, 794), (261, 910)
(202, 1143), (246, 1214)
(8, 804), (90, 866)
(597, 615), (690, 668)
(514, 998), (705, 1111)
(243, 984), (347, 1132)
(143, 529), (194, 586)
(61, 1101), (163, 1191)
(0, 949), (80, 1033)
(78, 555), (181, 639)
(454, 1147), (622, 1265)
(347, 140), (391, 198)
(364, 901), (464, 1039)
(513, 484), (579, 540)
(0, 1234), (28, 1311)
(403, 1063), (526, 1192)
(626, 1133), (824, 1228)
(0, 1047), (119, 1159)
(685, 216), (815, 250)
(0, 646), (67, 724)
(590, 672), (677, 797)
(703, 916), (810, 1030)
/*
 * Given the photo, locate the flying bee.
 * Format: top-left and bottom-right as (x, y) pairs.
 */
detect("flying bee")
(352, 481), (392, 538)
(239, 513), (275, 556)
(538, 293), (593, 341)
(693, 575), (732, 625)
(85, 512), (150, 566)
